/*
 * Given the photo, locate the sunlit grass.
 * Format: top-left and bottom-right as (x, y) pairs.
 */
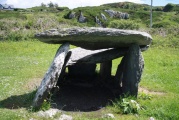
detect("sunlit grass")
(0, 37), (178, 119)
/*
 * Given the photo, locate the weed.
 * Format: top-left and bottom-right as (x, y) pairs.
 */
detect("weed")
(138, 93), (152, 100)
(40, 99), (51, 111)
(111, 97), (143, 114)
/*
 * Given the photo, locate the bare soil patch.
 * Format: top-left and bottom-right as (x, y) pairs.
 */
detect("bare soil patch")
(139, 87), (165, 95)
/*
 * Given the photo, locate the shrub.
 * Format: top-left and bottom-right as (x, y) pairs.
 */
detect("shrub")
(163, 3), (175, 12)
(152, 21), (171, 28)
(108, 20), (140, 30)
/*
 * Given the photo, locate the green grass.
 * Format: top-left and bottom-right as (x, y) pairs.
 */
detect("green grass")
(0, 3), (179, 119)
(0, 34), (179, 119)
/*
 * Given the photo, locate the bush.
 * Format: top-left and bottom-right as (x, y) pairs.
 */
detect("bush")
(152, 21), (171, 28)
(108, 20), (140, 30)
(163, 3), (175, 12)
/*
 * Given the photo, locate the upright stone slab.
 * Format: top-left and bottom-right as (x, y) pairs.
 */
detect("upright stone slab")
(33, 43), (69, 108)
(100, 61), (112, 82)
(122, 44), (144, 97)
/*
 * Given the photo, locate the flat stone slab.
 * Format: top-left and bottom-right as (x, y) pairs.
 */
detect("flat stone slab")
(35, 27), (152, 50)
(67, 47), (126, 65)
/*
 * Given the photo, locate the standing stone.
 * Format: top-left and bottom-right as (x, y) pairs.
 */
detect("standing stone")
(114, 55), (126, 88)
(101, 13), (107, 21)
(122, 44), (144, 97)
(78, 11), (86, 23)
(100, 61), (112, 82)
(95, 16), (102, 27)
(33, 43), (69, 108)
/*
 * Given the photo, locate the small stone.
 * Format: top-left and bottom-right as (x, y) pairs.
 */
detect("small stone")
(102, 113), (115, 119)
(78, 12), (86, 23)
(149, 117), (155, 120)
(37, 108), (60, 118)
(58, 114), (73, 120)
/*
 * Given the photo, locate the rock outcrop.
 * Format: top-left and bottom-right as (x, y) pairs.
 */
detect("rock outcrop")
(101, 13), (107, 21)
(104, 10), (129, 19)
(78, 12), (86, 23)
(69, 12), (76, 19)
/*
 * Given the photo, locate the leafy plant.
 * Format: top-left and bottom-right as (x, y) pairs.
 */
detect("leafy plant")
(138, 93), (152, 100)
(40, 99), (51, 111)
(111, 97), (142, 114)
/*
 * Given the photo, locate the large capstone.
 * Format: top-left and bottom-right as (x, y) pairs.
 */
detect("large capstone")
(35, 27), (152, 50)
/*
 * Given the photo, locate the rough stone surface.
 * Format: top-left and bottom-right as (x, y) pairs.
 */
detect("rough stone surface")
(33, 43), (69, 108)
(101, 13), (107, 21)
(149, 117), (155, 120)
(69, 12), (76, 19)
(37, 108), (60, 118)
(102, 113), (115, 119)
(78, 12), (86, 23)
(58, 114), (73, 120)
(100, 61), (112, 81)
(95, 16), (102, 27)
(104, 10), (129, 19)
(35, 27), (152, 50)
(67, 47), (126, 65)
(122, 44), (144, 97)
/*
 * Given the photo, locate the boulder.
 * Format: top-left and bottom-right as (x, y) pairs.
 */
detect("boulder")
(69, 12), (76, 19)
(35, 27), (152, 50)
(78, 12), (86, 23)
(101, 13), (107, 21)
(95, 16), (102, 27)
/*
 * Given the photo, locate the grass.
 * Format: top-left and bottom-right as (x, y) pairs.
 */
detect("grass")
(0, 3), (179, 119)
(0, 34), (179, 119)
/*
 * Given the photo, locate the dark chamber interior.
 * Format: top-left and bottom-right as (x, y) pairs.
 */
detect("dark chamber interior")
(51, 75), (121, 112)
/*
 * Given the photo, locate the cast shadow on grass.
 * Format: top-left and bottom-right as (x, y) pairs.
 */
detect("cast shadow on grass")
(0, 90), (36, 109)
(0, 78), (120, 112)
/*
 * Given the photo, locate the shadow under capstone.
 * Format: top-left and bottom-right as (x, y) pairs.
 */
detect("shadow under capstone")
(51, 75), (120, 112)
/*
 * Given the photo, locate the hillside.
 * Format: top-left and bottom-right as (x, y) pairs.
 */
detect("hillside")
(0, 2), (179, 43)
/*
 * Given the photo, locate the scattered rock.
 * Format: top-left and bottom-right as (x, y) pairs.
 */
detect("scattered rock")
(58, 114), (73, 120)
(78, 12), (86, 23)
(35, 27), (152, 50)
(69, 12), (76, 19)
(149, 117), (155, 120)
(105, 9), (129, 19)
(37, 108), (60, 118)
(101, 13), (107, 21)
(102, 113), (115, 119)
(95, 16), (102, 27)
